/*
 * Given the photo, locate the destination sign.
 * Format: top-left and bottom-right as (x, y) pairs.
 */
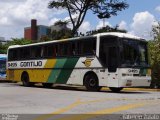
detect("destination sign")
(7, 60), (47, 69)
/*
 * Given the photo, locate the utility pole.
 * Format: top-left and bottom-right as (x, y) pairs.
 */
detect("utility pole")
(103, 18), (105, 27)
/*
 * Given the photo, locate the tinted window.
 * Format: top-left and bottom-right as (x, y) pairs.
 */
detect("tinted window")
(43, 44), (56, 58)
(99, 36), (119, 71)
(0, 60), (6, 74)
(30, 46), (42, 58)
(8, 49), (19, 61)
(74, 37), (96, 56)
(20, 47), (30, 59)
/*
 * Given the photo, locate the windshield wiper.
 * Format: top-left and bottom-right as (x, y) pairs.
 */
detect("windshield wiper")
(132, 55), (140, 67)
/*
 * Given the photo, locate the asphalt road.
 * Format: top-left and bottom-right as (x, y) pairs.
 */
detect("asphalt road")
(0, 82), (160, 120)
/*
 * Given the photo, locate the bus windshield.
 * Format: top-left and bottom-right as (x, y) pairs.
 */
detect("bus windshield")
(121, 39), (148, 67)
(0, 60), (6, 74)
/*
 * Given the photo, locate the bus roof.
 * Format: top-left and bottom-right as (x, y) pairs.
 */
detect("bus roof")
(8, 32), (144, 49)
(96, 32), (143, 40)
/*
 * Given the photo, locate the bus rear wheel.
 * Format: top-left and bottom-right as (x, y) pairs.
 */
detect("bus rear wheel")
(21, 72), (33, 87)
(109, 87), (123, 92)
(42, 83), (53, 88)
(84, 73), (101, 91)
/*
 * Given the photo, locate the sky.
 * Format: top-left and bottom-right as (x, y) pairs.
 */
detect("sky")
(0, 0), (160, 40)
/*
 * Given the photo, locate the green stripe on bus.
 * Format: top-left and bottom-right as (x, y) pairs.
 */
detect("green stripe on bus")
(55, 57), (79, 84)
(47, 58), (67, 83)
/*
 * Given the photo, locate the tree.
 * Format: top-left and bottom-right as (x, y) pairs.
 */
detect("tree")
(40, 35), (52, 42)
(51, 29), (72, 40)
(50, 20), (72, 40)
(84, 25), (127, 36)
(148, 21), (160, 88)
(48, 0), (128, 36)
(54, 20), (68, 26)
(0, 38), (32, 54)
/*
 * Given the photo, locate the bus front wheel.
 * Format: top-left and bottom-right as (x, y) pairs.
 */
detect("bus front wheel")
(21, 72), (33, 87)
(84, 73), (101, 91)
(109, 87), (123, 92)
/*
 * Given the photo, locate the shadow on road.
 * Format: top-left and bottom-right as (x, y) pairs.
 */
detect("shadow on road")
(0, 82), (151, 94)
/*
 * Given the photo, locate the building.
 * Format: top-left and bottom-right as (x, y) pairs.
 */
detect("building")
(37, 25), (50, 40)
(24, 19), (50, 41)
(24, 19), (70, 42)
(0, 37), (5, 41)
(0, 37), (7, 45)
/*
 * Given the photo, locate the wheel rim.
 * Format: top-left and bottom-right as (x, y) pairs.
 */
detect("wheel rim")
(89, 78), (96, 87)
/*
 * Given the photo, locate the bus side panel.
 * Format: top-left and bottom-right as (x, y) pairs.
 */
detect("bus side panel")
(8, 69), (57, 83)
(46, 57), (79, 84)
(66, 57), (106, 86)
(14, 70), (22, 82)
(7, 69), (24, 82)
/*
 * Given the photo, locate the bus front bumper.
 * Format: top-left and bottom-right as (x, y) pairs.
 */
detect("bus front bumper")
(119, 76), (151, 87)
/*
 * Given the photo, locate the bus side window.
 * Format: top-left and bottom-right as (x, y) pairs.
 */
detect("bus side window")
(82, 39), (95, 55)
(20, 48), (30, 60)
(8, 50), (14, 61)
(57, 43), (71, 56)
(53, 45), (57, 57)
(57, 44), (62, 56)
(35, 46), (41, 58)
(75, 41), (83, 55)
(43, 44), (56, 58)
(66, 43), (72, 56)
(72, 42), (76, 55)
(41, 46), (44, 58)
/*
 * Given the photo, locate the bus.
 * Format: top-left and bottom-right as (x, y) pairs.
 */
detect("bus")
(7, 32), (151, 92)
(0, 54), (7, 80)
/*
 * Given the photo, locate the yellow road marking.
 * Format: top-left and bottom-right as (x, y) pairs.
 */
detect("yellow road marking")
(56, 101), (159, 120)
(124, 88), (160, 92)
(101, 87), (160, 92)
(34, 99), (81, 120)
(34, 98), (119, 120)
(35, 97), (160, 120)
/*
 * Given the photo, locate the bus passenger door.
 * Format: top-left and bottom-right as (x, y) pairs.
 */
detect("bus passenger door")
(108, 46), (118, 72)
(99, 36), (120, 87)
(106, 46), (119, 87)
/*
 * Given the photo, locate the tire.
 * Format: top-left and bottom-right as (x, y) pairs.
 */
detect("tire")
(21, 72), (33, 87)
(42, 83), (53, 88)
(84, 73), (100, 91)
(109, 87), (123, 92)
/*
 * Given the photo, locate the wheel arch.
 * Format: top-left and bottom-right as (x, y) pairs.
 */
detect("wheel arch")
(21, 71), (29, 81)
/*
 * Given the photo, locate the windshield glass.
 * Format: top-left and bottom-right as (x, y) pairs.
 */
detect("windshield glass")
(0, 60), (6, 74)
(121, 39), (148, 67)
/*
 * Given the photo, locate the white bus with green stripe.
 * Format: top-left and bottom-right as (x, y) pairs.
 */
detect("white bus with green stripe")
(7, 32), (151, 92)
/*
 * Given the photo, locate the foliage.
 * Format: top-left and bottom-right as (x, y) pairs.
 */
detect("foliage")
(51, 29), (72, 40)
(40, 35), (52, 42)
(148, 21), (160, 88)
(54, 20), (68, 26)
(0, 38), (32, 54)
(81, 25), (127, 36)
(48, 0), (128, 36)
